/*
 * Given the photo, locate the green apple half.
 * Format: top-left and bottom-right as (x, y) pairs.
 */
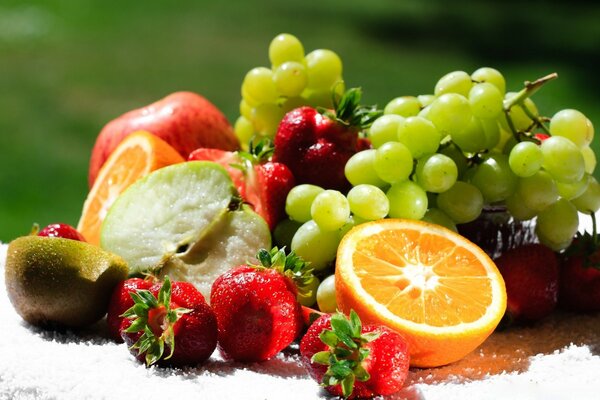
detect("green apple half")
(100, 161), (271, 298)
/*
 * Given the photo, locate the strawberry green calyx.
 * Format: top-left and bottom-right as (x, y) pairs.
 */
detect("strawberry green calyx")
(319, 87), (382, 129)
(311, 310), (380, 398)
(121, 276), (191, 366)
(255, 247), (316, 300)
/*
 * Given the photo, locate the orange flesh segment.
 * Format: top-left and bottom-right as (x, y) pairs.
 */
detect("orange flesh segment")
(352, 228), (492, 327)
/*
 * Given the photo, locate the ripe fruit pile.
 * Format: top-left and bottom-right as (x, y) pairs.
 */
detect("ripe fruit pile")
(4, 31), (600, 400)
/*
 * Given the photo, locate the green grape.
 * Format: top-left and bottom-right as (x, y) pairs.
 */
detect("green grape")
(305, 49), (343, 89)
(535, 198), (579, 251)
(239, 99), (254, 120)
(415, 153), (458, 193)
(469, 82), (503, 119)
(434, 71), (473, 97)
(316, 275), (337, 313)
(556, 174), (590, 200)
(471, 67), (506, 94)
(422, 208), (457, 232)
(243, 67), (278, 104)
(344, 149), (388, 188)
(505, 191), (537, 221)
(297, 275), (320, 307)
(374, 142), (414, 183)
(252, 103), (284, 137)
(269, 33), (304, 67)
(481, 118), (501, 150)
(418, 105), (431, 119)
(439, 143), (469, 178)
(285, 184), (324, 222)
(338, 215), (362, 239)
(541, 136), (585, 183)
(273, 218), (302, 249)
(427, 93), (472, 136)
(508, 141), (543, 178)
(571, 176), (600, 213)
(273, 61), (308, 97)
(581, 145), (597, 174)
(585, 118), (595, 146)
(241, 84), (261, 107)
(516, 170), (558, 212)
(234, 116), (254, 149)
(437, 181), (483, 224)
(386, 180), (428, 220)
(384, 96), (421, 117)
(311, 190), (350, 231)
(502, 94), (538, 132)
(549, 109), (589, 148)
(368, 114), (404, 148)
(495, 127), (515, 153)
(347, 184), (389, 220)
(470, 154), (517, 202)
(281, 96), (306, 114)
(451, 116), (487, 153)
(301, 83), (345, 109)
(291, 220), (340, 270)
(418, 94), (436, 107)
(397, 116), (441, 158)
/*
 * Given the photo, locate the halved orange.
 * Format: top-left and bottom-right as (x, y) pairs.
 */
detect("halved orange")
(335, 219), (506, 368)
(78, 131), (184, 245)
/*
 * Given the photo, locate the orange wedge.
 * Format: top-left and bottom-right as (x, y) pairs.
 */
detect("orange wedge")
(78, 131), (184, 245)
(335, 219), (506, 368)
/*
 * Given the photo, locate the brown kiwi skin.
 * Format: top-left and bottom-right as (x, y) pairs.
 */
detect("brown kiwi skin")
(5, 236), (128, 329)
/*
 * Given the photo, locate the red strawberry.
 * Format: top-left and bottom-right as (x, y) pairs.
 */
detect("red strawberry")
(189, 141), (295, 230)
(495, 243), (559, 322)
(35, 223), (86, 242)
(300, 311), (410, 399)
(534, 132), (550, 142)
(120, 276), (218, 367)
(106, 277), (154, 342)
(560, 215), (600, 312)
(210, 247), (314, 362)
(273, 88), (381, 192)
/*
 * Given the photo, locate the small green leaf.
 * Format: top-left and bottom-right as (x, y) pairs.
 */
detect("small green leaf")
(157, 276), (172, 306)
(349, 310), (362, 337)
(334, 347), (352, 359)
(358, 348), (371, 362)
(311, 351), (332, 365)
(319, 329), (339, 347)
(361, 331), (381, 343)
(340, 374), (356, 398)
(125, 317), (147, 333)
(330, 360), (353, 379)
(353, 364), (371, 382)
(331, 313), (354, 338)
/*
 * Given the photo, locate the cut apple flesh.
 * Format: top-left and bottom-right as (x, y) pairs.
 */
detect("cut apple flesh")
(100, 161), (271, 298)
(160, 205), (271, 297)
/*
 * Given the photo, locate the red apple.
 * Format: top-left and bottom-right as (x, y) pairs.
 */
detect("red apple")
(88, 91), (239, 187)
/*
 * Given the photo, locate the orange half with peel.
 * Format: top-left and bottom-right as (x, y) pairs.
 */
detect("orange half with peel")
(78, 131), (184, 245)
(335, 219), (506, 368)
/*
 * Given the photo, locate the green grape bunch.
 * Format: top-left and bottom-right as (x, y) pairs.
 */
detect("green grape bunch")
(235, 33), (346, 147)
(279, 66), (598, 276)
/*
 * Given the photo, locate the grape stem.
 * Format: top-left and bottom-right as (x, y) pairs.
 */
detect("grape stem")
(503, 72), (558, 141)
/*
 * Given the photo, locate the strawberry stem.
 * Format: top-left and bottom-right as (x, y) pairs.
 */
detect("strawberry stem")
(319, 88), (382, 129)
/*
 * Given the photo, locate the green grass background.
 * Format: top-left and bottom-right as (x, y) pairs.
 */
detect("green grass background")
(1, 0), (599, 241)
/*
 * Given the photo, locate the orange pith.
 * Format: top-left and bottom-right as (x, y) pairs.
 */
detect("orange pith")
(335, 219), (506, 368)
(77, 131), (184, 245)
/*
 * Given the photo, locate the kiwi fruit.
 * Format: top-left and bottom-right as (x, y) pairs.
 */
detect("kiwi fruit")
(5, 235), (128, 329)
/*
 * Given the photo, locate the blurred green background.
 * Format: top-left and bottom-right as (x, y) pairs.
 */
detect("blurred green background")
(1, 0), (599, 242)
